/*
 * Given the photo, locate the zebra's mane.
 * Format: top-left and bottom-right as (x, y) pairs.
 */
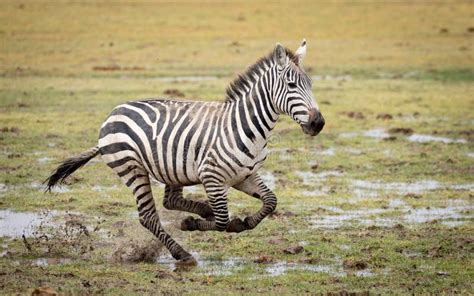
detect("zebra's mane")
(225, 48), (296, 103)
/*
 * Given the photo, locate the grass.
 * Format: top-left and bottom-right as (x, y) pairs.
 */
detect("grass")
(0, 1), (473, 295)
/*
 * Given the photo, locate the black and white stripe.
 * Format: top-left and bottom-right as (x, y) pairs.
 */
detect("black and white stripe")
(46, 40), (324, 262)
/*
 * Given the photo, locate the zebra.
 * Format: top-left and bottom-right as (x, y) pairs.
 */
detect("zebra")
(46, 39), (325, 265)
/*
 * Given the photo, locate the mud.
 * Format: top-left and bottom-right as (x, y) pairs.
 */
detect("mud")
(111, 239), (163, 264)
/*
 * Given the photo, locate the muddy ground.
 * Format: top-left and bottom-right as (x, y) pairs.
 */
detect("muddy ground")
(1, 1), (473, 295)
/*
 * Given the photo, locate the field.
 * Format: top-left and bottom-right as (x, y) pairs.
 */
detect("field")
(1, 1), (473, 294)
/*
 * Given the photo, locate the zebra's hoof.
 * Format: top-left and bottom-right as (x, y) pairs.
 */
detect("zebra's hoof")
(180, 216), (197, 231)
(175, 255), (197, 267)
(202, 212), (215, 221)
(226, 217), (247, 233)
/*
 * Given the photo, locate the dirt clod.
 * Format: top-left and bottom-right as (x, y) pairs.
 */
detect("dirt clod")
(389, 127), (414, 135)
(283, 245), (304, 255)
(405, 193), (422, 199)
(343, 259), (368, 270)
(31, 286), (58, 296)
(254, 254), (274, 264)
(341, 111), (365, 119)
(156, 270), (183, 281)
(376, 113), (393, 120)
(163, 89), (185, 98)
(1, 127), (20, 134)
(439, 28), (449, 34)
(111, 240), (162, 263)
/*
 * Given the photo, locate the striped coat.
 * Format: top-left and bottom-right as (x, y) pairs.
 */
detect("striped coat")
(46, 40), (325, 264)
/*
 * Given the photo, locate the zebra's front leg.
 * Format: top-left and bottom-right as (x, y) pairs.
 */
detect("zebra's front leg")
(228, 173), (277, 233)
(162, 185), (214, 221)
(181, 180), (230, 232)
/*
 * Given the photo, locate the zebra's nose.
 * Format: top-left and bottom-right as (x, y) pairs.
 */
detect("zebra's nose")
(308, 108), (325, 135)
(308, 108), (318, 122)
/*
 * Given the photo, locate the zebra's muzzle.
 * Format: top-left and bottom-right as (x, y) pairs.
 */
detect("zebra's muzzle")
(301, 109), (325, 136)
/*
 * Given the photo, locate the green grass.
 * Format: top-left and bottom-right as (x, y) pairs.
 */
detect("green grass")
(1, 1), (473, 295)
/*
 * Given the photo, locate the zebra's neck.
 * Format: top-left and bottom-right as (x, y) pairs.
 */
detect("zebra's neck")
(223, 64), (279, 146)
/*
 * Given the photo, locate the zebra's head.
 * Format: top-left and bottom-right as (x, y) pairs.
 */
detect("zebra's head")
(272, 39), (325, 137)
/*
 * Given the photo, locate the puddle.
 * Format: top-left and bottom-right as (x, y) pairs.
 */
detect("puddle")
(260, 172), (276, 190)
(157, 255), (370, 278)
(92, 185), (118, 192)
(33, 257), (73, 266)
(363, 128), (391, 139)
(310, 208), (393, 229)
(389, 199), (407, 208)
(354, 270), (375, 277)
(30, 182), (70, 193)
(302, 186), (333, 197)
(150, 76), (218, 82)
(339, 129), (390, 140)
(310, 199), (473, 229)
(265, 262), (346, 277)
(467, 152), (474, 158)
(339, 129), (468, 144)
(352, 179), (441, 194)
(408, 134), (467, 144)
(0, 183), (7, 193)
(351, 179), (474, 195)
(404, 204), (472, 225)
(345, 148), (364, 155)
(0, 210), (57, 237)
(339, 132), (359, 139)
(319, 148), (336, 156)
(296, 171), (344, 185)
(37, 157), (53, 163)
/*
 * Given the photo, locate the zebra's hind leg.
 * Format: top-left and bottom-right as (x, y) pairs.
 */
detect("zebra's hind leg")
(121, 168), (195, 263)
(228, 173), (277, 233)
(162, 185), (214, 220)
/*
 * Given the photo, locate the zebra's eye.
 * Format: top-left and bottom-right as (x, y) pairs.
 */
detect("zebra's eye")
(288, 82), (297, 89)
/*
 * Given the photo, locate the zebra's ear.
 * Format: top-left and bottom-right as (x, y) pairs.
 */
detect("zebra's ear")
(295, 38), (307, 66)
(274, 43), (287, 68)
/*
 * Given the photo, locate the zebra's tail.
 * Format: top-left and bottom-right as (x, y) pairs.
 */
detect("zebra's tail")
(45, 146), (100, 191)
